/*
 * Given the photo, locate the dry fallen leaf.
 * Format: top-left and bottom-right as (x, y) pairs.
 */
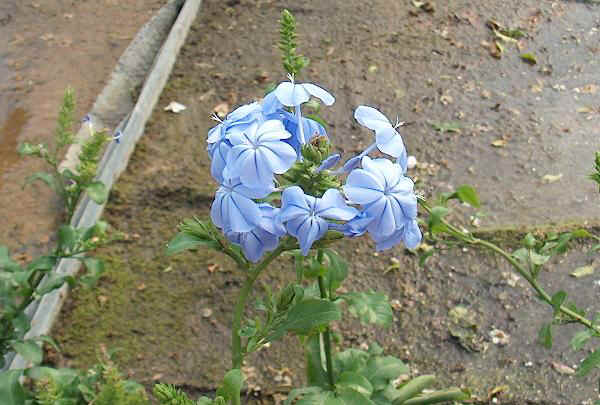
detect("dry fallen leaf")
(541, 173), (563, 184)
(552, 362), (575, 375)
(491, 139), (507, 147)
(164, 101), (187, 113)
(213, 102), (230, 118)
(570, 265), (594, 278)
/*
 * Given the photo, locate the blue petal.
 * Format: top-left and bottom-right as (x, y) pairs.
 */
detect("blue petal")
(259, 141), (297, 173)
(256, 120), (291, 141)
(316, 189), (358, 220)
(300, 83), (335, 106)
(262, 91), (284, 115)
(315, 153), (341, 173)
(274, 81), (310, 106)
(210, 141), (231, 183)
(344, 169), (384, 204)
(403, 220), (422, 249)
(229, 192), (261, 232)
(376, 127), (405, 158)
(365, 197), (396, 238)
(354, 105), (392, 132)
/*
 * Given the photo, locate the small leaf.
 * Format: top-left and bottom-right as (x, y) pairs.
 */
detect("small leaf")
(341, 292), (393, 327)
(522, 233), (536, 249)
(24, 172), (58, 192)
(85, 181), (109, 204)
(36, 273), (75, 295)
(363, 355), (409, 391)
(166, 231), (218, 255)
(323, 249), (348, 294)
(337, 372), (373, 397)
(491, 139), (507, 147)
(0, 370), (26, 405)
(454, 185), (480, 208)
(576, 349), (600, 376)
(337, 387), (376, 405)
(80, 257), (105, 288)
(36, 335), (60, 352)
(520, 53), (537, 65)
(305, 335), (330, 389)
(538, 323), (553, 349)
(57, 225), (77, 253)
(570, 330), (593, 351)
(275, 298), (341, 336)
(11, 340), (43, 365)
(430, 122), (461, 133)
(284, 387), (325, 405)
(571, 229), (592, 238)
(529, 251), (550, 266)
(550, 291), (567, 312)
(427, 206), (449, 234)
(570, 265), (594, 278)
(216, 369), (244, 403)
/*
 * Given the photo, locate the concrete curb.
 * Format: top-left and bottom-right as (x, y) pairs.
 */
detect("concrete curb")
(7, 0), (203, 371)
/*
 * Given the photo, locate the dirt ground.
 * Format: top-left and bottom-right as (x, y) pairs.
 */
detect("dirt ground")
(0, 0), (165, 254)
(11, 0), (600, 404)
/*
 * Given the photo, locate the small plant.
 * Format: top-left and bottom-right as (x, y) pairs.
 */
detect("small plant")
(590, 151), (600, 192)
(32, 349), (148, 405)
(18, 88), (110, 220)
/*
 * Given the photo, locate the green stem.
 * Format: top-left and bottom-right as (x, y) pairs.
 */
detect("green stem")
(317, 249), (335, 389)
(231, 244), (287, 369)
(418, 198), (600, 334)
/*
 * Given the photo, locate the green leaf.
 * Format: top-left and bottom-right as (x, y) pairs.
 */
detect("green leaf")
(275, 298), (341, 335)
(166, 231), (218, 256)
(391, 375), (436, 404)
(337, 372), (373, 397)
(57, 225), (77, 253)
(284, 387), (325, 405)
(400, 387), (470, 405)
(570, 330), (593, 351)
(297, 391), (342, 405)
(305, 335), (330, 389)
(25, 255), (56, 273)
(427, 206), (448, 234)
(35, 335), (60, 352)
(550, 291), (567, 312)
(337, 387), (376, 405)
(216, 369), (244, 403)
(85, 181), (109, 204)
(23, 172), (58, 192)
(341, 292), (393, 327)
(571, 229), (593, 238)
(80, 257), (105, 288)
(576, 349), (600, 376)
(11, 340), (43, 365)
(454, 185), (480, 208)
(323, 249), (348, 294)
(538, 323), (553, 349)
(530, 251), (550, 266)
(363, 356), (409, 391)
(36, 273), (75, 295)
(0, 369), (26, 405)
(334, 349), (369, 375)
(82, 221), (108, 241)
(520, 53), (537, 65)
(0, 245), (22, 272)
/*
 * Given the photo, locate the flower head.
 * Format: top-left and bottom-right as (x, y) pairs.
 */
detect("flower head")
(226, 120), (297, 188)
(211, 177), (272, 233)
(279, 186), (358, 255)
(273, 75), (335, 108)
(343, 156), (418, 242)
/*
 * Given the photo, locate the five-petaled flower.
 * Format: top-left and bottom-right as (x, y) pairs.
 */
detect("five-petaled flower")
(343, 156), (418, 243)
(279, 186), (358, 255)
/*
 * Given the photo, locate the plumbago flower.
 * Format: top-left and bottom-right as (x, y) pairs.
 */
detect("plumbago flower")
(343, 156), (420, 250)
(279, 186), (358, 255)
(205, 77), (421, 262)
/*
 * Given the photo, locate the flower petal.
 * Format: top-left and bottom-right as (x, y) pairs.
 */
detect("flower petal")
(354, 105), (392, 132)
(229, 192), (261, 232)
(316, 189), (358, 220)
(376, 127), (405, 158)
(300, 83), (335, 106)
(259, 141), (297, 173)
(256, 120), (291, 141)
(274, 81), (310, 106)
(403, 220), (422, 249)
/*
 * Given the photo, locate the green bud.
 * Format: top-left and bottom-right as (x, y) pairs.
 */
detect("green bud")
(522, 233), (537, 249)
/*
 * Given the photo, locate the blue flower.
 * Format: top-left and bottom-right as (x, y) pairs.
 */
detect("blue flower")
(225, 204), (286, 262)
(226, 120), (297, 188)
(210, 177), (272, 233)
(208, 140), (231, 183)
(281, 111), (327, 156)
(343, 156), (417, 240)
(373, 219), (422, 251)
(329, 211), (374, 237)
(279, 186), (358, 255)
(273, 75), (335, 145)
(354, 106), (407, 164)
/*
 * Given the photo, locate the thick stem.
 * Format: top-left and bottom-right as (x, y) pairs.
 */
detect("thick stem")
(317, 250), (335, 389)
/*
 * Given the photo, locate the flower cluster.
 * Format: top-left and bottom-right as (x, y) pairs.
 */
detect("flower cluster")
(207, 76), (421, 262)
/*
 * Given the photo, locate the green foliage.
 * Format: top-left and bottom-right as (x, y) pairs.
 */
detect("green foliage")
(0, 222), (111, 365)
(18, 88), (111, 220)
(590, 151), (600, 191)
(279, 10), (309, 76)
(56, 87), (76, 150)
(340, 292), (393, 327)
(30, 355), (148, 405)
